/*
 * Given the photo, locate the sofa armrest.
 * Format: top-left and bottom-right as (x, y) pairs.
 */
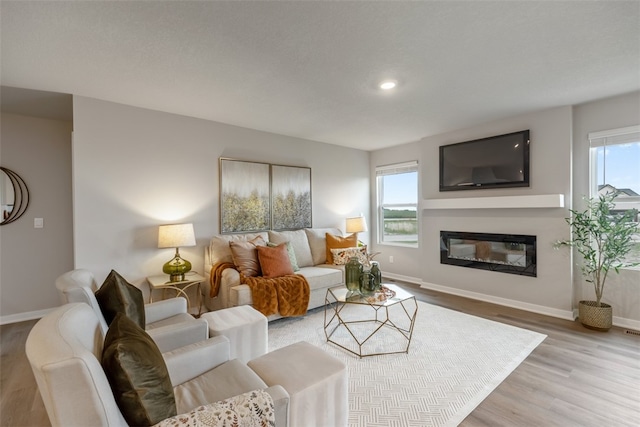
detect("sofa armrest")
(230, 284), (253, 307)
(164, 335), (231, 386)
(145, 298), (187, 323)
(147, 318), (209, 353)
(264, 385), (290, 427)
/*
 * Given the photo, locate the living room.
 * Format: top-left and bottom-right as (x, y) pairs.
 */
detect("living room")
(1, 2), (639, 425)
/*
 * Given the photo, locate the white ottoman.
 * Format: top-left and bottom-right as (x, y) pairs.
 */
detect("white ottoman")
(201, 306), (268, 363)
(248, 341), (348, 427)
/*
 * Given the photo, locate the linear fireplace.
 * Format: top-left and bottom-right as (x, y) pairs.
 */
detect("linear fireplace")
(440, 231), (537, 277)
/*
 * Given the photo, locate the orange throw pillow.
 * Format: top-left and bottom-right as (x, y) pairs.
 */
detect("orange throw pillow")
(325, 233), (358, 265)
(257, 243), (295, 278)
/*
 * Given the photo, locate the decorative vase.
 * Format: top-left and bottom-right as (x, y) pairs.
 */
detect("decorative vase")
(345, 257), (363, 292)
(359, 270), (376, 297)
(370, 261), (382, 291)
(578, 300), (612, 331)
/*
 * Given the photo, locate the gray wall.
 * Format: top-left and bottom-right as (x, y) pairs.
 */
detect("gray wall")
(72, 96), (371, 290)
(0, 113), (73, 323)
(371, 94), (640, 327)
(372, 106), (575, 320)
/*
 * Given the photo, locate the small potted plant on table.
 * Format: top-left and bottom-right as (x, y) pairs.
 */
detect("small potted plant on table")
(556, 191), (638, 331)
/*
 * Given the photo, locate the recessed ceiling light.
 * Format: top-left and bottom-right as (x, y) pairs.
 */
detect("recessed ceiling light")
(379, 80), (397, 90)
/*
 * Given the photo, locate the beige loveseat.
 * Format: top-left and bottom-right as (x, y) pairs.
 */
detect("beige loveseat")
(202, 228), (346, 319)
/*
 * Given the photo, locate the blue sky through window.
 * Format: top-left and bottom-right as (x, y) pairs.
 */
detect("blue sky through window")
(382, 172), (418, 204)
(595, 142), (640, 195)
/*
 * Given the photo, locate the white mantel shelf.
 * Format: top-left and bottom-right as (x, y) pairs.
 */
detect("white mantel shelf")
(422, 194), (565, 210)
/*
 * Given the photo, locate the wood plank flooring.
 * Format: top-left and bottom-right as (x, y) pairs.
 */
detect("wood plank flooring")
(1, 282), (639, 426)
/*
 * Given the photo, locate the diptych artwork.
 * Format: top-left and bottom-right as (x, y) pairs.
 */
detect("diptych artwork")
(220, 158), (311, 233)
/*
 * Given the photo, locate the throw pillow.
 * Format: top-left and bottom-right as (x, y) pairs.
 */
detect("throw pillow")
(102, 313), (177, 426)
(268, 230), (314, 268)
(256, 243), (295, 278)
(325, 233), (358, 265)
(331, 246), (368, 265)
(229, 236), (266, 277)
(267, 241), (300, 271)
(95, 270), (145, 328)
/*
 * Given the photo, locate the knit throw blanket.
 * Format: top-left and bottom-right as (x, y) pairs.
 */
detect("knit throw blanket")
(209, 262), (310, 317)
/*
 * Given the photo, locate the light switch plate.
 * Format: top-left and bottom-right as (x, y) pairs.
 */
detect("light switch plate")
(34, 218), (44, 228)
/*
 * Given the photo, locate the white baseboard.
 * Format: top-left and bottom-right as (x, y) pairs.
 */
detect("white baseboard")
(612, 316), (640, 331)
(0, 307), (56, 325)
(419, 281), (575, 321)
(383, 272), (423, 286)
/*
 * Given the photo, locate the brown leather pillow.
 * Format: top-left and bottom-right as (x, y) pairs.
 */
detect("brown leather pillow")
(325, 233), (358, 264)
(229, 236), (266, 277)
(102, 313), (177, 426)
(256, 243), (295, 278)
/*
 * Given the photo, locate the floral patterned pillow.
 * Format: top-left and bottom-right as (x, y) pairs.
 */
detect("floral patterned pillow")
(154, 389), (274, 427)
(331, 246), (368, 265)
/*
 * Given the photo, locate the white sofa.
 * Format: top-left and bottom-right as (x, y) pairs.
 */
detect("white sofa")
(202, 228), (346, 319)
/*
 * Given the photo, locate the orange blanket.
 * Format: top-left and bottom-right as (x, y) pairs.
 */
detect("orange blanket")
(209, 262), (236, 298)
(209, 262), (310, 317)
(242, 274), (310, 317)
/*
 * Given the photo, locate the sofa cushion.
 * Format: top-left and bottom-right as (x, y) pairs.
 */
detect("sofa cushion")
(173, 359), (268, 413)
(102, 313), (177, 426)
(95, 270), (145, 328)
(257, 243), (295, 278)
(229, 236), (266, 277)
(326, 233), (358, 265)
(304, 228), (342, 265)
(268, 230), (313, 268)
(331, 246), (368, 265)
(267, 241), (299, 271)
(209, 232), (269, 265)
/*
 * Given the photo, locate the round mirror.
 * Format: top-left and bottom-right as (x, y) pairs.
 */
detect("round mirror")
(1, 167), (30, 225)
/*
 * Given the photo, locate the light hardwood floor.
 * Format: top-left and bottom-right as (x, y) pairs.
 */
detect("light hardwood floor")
(1, 282), (639, 426)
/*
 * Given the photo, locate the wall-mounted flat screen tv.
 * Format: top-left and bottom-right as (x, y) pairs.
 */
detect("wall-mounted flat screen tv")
(439, 130), (530, 191)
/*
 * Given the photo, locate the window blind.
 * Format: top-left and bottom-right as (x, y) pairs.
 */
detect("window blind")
(375, 161), (418, 176)
(588, 125), (640, 147)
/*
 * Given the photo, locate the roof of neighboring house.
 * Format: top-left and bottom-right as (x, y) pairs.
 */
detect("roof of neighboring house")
(598, 184), (639, 197)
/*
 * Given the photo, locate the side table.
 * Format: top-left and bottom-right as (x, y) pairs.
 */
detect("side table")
(147, 272), (205, 316)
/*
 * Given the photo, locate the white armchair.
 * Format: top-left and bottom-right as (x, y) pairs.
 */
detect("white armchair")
(55, 269), (209, 353)
(25, 303), (290, 427)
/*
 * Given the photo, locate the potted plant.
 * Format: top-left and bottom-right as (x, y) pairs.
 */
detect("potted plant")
(556, 191), (639, 331)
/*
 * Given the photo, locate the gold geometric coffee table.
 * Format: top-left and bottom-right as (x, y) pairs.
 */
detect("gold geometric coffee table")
(324, 283), (418, 358)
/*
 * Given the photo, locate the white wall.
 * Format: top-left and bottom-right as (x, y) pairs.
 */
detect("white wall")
(72, 96), (371, 290)
(371, 106), (575, 320)
(0, 113), (73, 323)
(572, 91), (640, 327)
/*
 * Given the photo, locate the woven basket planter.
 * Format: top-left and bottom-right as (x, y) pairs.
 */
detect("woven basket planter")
(578, 300), (612, 331)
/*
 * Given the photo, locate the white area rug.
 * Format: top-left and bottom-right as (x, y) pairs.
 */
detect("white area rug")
(268, 300), (546, 427)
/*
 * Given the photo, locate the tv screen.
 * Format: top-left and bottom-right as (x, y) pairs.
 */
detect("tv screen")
(439, 130), (530, 191)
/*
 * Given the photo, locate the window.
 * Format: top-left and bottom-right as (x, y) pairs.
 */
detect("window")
(376, 161), (419, 247)
(589, 125), (640, 265)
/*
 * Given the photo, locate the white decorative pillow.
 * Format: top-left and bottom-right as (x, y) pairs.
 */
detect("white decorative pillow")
(331, 246), (368, 265)
(154, 389), (275, 427)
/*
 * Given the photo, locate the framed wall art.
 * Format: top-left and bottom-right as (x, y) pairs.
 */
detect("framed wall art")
(219, 158), (312, 233)
(220, 158), (270, 233)
(271, 164), (312, 230)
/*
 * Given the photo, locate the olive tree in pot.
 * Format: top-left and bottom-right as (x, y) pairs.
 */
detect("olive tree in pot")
(556, 192), (639, 331)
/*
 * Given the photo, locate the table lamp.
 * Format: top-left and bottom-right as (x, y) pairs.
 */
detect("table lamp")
(158, 223), (196, 282)
(345, 215), (367, 241)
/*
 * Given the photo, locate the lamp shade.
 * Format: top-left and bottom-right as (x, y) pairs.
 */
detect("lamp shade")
(158, 223), (196, 248)
(345, 216), (368, 234)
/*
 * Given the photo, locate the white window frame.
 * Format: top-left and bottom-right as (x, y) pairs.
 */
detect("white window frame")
(376, 161), (419, 248)
(588, 125), (640, 270)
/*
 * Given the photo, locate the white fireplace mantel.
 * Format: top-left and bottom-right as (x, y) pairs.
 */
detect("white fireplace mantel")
(422, 194), (565, 210)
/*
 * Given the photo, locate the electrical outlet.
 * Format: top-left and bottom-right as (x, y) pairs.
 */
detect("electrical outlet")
(389, 255), (394, 263)
(34, 218), (44, 228)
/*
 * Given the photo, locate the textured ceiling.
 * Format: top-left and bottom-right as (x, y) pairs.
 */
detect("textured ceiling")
(1, 1), (639, 151)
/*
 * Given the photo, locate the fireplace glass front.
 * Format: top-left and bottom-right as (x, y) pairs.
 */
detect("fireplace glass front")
(440, 231), (537, 277)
